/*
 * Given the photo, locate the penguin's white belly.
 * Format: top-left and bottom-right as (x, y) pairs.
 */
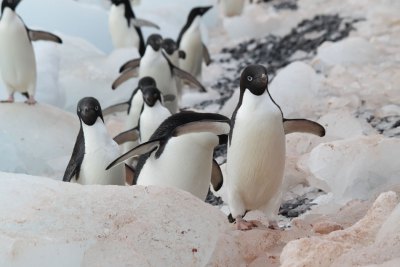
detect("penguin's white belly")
(227, 112), (285, 210)
(140, 104), (170, 142)
(140, 53), (178, 112)
(0, 13), (36, 93)
(109, 7), (140, 49)
(220, 0), (245, 17)
(179, 31), (202, 79)
(138, 133), (218, 200)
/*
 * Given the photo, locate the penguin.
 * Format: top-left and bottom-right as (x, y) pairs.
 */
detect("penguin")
(109, 0), (159, 56)
(226, 65), (326, 230)
(177, 6), (212, 80)
(112, 34), (206, 113)
(0, 0), (62, 104)
(113, 84), (172, 146)
(219, 0), (245, 17)
(106, 111), (230, 200)
(63, 97), (130, 185)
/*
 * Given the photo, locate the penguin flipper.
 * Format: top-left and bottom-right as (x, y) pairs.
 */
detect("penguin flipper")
(125, 164), (136, 185)
(28, 29), (63, 44)
(63, 129), (84, 182)
(103, 102), (130, 116)
(130, 18), (160, 30)
(172, 119), (230, 137)
(106, 140), (160, 170)
(283, 118), (326, 137)
(113, 127), (140, 145)
(202, 43), (212, 66)
(172, 65), (207, 92)
(211, 159), (223, 191)
(112, 68), (139, 90)
(119, 58), (141, 73)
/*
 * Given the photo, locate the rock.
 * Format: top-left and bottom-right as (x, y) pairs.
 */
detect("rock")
(280, 191), (400, 267)
(299, 135), (400, 203)
(313, 221), (344, 235)
(0, 173), (230, 267)
(0, 104), (79, 178)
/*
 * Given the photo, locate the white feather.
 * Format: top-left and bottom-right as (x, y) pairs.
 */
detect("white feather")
(140, 101), (171, 142)
(226, 90), (285, 218)
(0, 8), (36, 97)
(109, 4), (140, 49)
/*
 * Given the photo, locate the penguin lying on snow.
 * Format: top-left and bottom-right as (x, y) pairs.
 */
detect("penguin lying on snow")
(63, 97), (133, 185)
(109, 0), (159, 56)
(226, 64), (326, 230)
(178, 6), (213, 80)
(107, 111), (230, 201)
(113, 34), (206, 114)
(0, 0), (62, 105)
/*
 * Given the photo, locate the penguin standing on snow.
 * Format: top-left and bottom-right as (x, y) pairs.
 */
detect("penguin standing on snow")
(0, 0), (62, 104)
(226, 65), (326, 230)
(177, 6), (212, 80)
(112, 34), (206, 114)
(109, 0), (159, 56)
(106, 112), (229, 200)
(63, 97), (129, 185)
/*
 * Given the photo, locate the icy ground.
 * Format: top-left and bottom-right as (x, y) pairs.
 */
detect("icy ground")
(0, 0), (400, 266)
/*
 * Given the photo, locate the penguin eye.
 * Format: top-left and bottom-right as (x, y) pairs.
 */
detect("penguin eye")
(95, 106), (99, 111)
(77, 108), (81, 113)
(247, 76), (253, 82)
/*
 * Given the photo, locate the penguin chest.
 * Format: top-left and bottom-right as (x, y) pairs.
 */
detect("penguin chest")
(109, 5), (139, 49)
(138, 133), (219, 200)
(0, 10), (36, 91)
(227, 95), (286, 209)
(140, 53), (174, 96)
(78, 123), (125, 185)
(179, 26), (202, 77)
(139, 103), (170, 142)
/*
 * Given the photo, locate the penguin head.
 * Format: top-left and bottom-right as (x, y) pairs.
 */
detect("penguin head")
(162, 38), (178, 56)
(240, 64), (269, 96)
(138, 76), (157, 89)
(1, 0), (21, 12)
(142, 87), (162, 107)
(188, 6), (212, 20)
(146, 34), (163, 52)
(77, 97), (104, 126)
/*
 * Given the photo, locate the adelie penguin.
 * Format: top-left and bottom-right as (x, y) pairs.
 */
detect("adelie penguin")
(0, 0), (62, 105)
(63, 97), (133, 185)
(112, 34), (206, 113)
(226, 64), (326, 230)
(106, 111), (230, 201)
(177, 6), (213, 80)
(109, 0), (159, 56)
(162, 38), (186, 99)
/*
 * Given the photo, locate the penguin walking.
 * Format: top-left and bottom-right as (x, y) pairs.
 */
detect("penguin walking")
(112, 34), (206, 113)
(177, 6), (212, 80)
(0, 0), (62, 104)
(63, 97), (129, 185)
(109, 0), (159, 56)
(106, 112), (230, 200)
(226, 65), (325, 230)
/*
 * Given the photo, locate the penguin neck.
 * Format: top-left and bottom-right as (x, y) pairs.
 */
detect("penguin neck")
(143, 46), (161, 61)
(187, 16), (201, 34)
(82, 118), (112, 153)
(241, 89), (282, 115)
(1, 7), (16, 22)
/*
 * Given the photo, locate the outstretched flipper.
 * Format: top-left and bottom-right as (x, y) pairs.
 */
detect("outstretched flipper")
(106, 139), (161, 170)
(211, 159), (223, 191)
(172, 119), (230, 137)
(283, 118), (326, 137)
(172, 65), (207, 92)
(202, 43), (212, 66)
(112, 69), (139, 90)
(131, 18), (160, 30)
(113, 127), (140, 145)
(125, 164), (136, 185)
(28, 29), (62, 43)
(119, 58), (141, 73)
(102, 102), (131, 116)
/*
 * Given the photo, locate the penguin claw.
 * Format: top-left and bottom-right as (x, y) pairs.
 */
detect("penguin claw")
(25, 98), (37, 105)
(236, 217), (263, 231)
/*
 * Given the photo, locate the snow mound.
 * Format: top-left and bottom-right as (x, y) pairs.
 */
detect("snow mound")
(0, 104), (78, 178)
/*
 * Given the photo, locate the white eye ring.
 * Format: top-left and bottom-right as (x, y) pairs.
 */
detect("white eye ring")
(247, 76), (253, 82)
(95, 106), (99, 111)
(77, 108), (81, 112)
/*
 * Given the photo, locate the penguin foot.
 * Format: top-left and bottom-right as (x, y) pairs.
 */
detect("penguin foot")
(236, 216), (262, 231)
(1, 96), (14, 103)
(25, 97), (37, 105)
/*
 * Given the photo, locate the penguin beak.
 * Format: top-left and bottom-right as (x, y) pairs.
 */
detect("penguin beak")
(201, 6), (213, 16)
